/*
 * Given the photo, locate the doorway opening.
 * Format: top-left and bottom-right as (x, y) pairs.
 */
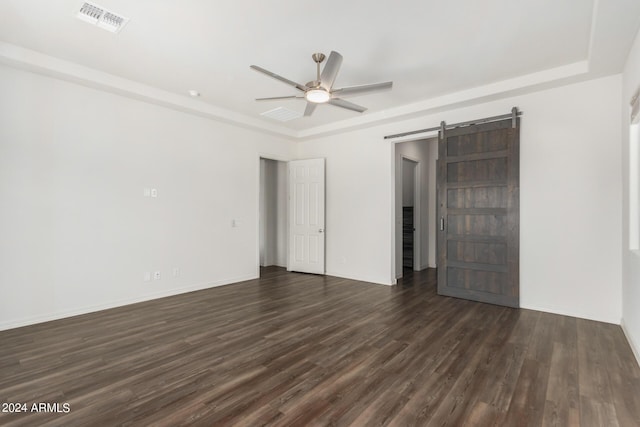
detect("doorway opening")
(402, 158), (417, 272)
(394, 138), (439, 280)
(259, 158), (287, 276)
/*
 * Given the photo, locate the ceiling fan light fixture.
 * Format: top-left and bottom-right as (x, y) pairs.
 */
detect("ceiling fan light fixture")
(305, 89), (330, 103)
(251, 51), (391, 116)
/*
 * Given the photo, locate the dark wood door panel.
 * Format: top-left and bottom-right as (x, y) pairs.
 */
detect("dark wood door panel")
(447, 157), (508, 183)
(447, 267), (507, 292)
(446, 128), (509, 156)
(447, 240), (507, 265)
(447, 186), (508, 209)
(448, 214), (507, 236)
(437, 118), (519, 307)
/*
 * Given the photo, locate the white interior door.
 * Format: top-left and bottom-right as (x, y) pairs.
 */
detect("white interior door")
(288, 158), (325, 274)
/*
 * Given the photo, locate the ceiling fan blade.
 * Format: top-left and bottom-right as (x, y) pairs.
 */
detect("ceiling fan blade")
(304, 102), (317, 117)
(320, 51), (343, 91)
(332, 81), (393, 97)
(255, 95), (304, 101)
(328, 98), (367, 113)
(250, 65), (308, 92)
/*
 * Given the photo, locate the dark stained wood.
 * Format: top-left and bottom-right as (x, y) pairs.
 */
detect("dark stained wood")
(1, 267), (639, 426)
(438, 118), (520, 307)
(403, 206), (414, 268)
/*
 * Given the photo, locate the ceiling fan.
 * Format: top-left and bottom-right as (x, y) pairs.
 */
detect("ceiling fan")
(250, 51), (392, 117)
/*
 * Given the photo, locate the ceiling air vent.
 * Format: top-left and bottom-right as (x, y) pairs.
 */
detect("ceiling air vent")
(260, 107), (302, 122)
(76, 2), (129, 33)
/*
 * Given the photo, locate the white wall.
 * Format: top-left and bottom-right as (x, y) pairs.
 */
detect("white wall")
(295, 129), (394, 285)
(275, 160), (287, 266)
(260, 159), (266, 266)
(427, 140), (438, 268)
(622, 28), (640, 363)
(0, 64), (295, 330)
(402, 159), (416, 207)
(0, 62), (626, 330)
(259, 158), (287, 267)
(298, 75), (622, 324)
(517, 76), (621, 324)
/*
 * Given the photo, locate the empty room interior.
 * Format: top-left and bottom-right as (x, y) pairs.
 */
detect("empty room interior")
(2, 0), (640, 425)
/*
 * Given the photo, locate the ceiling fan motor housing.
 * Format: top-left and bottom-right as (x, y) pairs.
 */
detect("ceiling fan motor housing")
(311, 53), (326, 64)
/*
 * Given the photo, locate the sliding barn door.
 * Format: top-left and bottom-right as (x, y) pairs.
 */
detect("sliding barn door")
(437, 118), (519, 307)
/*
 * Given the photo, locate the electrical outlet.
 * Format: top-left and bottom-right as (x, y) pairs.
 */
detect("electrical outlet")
(151, 188), (158, 198)
(154, 271), (161, 281)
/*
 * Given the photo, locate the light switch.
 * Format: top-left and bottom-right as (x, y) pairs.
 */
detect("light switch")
(143, 188), (151, 197)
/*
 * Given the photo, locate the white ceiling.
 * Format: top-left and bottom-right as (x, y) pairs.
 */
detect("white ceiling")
(1, 0), (639, 138)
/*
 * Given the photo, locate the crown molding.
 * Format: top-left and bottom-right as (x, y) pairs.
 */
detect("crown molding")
(0, 42), (593, 141)
(0, 42), (298, 140)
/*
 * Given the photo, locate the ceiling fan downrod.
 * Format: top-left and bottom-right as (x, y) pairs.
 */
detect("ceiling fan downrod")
(311, 53), (325, 85)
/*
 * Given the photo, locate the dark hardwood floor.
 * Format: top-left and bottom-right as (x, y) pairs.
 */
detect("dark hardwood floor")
(1, 267), (639, 426)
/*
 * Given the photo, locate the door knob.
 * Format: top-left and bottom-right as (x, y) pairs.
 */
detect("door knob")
(319, 228), (324, 233)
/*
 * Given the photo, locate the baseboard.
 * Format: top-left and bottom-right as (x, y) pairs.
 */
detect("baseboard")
(520, 303), (620, 325)
(621, 320), (640, 368)
(0, 274), (257, 332)
(325, 270), (393, 286)
(260, 263), (286, 268)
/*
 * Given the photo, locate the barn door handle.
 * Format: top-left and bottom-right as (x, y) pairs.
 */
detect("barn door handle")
(440, 217), (445, 231)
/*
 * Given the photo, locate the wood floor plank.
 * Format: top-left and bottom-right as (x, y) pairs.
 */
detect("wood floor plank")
(543, 342), (580, 426)
(502, 357), (550, 426)
(0, 267), (639, 426)
(595, 322), (640, 426)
